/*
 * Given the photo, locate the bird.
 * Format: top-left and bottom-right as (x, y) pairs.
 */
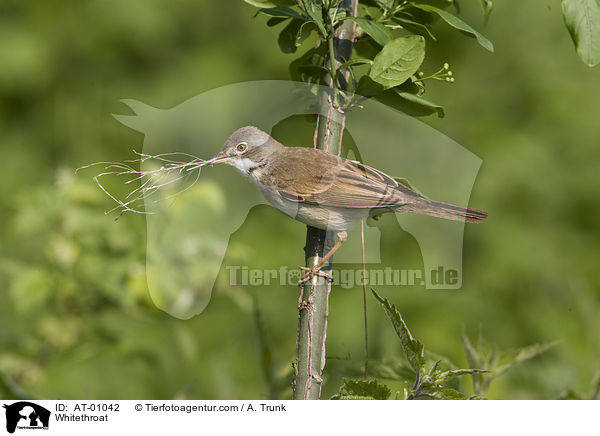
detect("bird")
(208, 126), (487, 279)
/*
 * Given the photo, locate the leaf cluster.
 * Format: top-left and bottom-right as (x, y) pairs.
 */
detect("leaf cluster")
(370, 289), (487, 399)
(331, 289), (556, 400)
(244, 0), (494, 117)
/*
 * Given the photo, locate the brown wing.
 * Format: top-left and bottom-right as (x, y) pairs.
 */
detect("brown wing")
(268, 147), (421, 209)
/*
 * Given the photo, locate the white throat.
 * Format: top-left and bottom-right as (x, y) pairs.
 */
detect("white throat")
(228, 157), (262, 178)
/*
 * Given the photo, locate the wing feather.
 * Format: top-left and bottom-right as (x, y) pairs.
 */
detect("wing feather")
(267, 148), (420, 209)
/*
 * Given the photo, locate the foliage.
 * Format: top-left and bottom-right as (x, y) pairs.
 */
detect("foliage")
(332, 378), (391, 399)
(369, 289), (487, 399)
(244, 0), (495, 116)
(372, 289), (425, 373)
(331, 290), (555, 400)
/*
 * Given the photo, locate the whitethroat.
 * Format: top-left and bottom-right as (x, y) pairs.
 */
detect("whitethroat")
(207, 126), (487, 280)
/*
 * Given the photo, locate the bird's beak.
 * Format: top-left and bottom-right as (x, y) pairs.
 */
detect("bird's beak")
(207, 151), (231, 165)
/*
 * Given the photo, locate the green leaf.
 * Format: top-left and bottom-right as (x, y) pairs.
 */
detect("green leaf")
(331, 359), (415, 381)
(298, 63), (329, 76)
(370, 363), (415, 381)
(277, 19), (315, 53)
(354, 37), (383, 60)
(392, 16), (437, 40)
(432, 388), (467, 400)
(369, 35), (426, 88)
(492, 342), (558, 380)
(278, 19), (303, 53)
(371, 289), (425, 373)
(243, 0), (296, 7)
(401, 6), (436, 25)
(258, 6), (303, 19)
(461, 329), (492, 394)
(396, 76), (425, 94)
(289, 45), (327, 82)
(331, 379), (391, 400)
(411, 4), (494, 52)
(338, 57), (373, 71)
(297, 0), (327, 36)
(356, 76), (385, 97)
(296, 21), (317, 46)
(267, 16), (289, 26)
(461, 328), (483, 369)
(328, 4), (346, 24)
(393, 90), (445, 118)
(362, 0), (396, 11)
(343, 16), (392, 46)
(425, 350), (458, 372)
(435, 368), (489, 382)
(374, 88), (444, 118)
(561, 0), (600, 66)
(412, 0), (454, 9)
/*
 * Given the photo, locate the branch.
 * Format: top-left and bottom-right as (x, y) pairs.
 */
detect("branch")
(293, 0), (358, 401)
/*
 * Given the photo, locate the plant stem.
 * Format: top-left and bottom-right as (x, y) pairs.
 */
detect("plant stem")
(360, 219), (369, 378)
(328, 35), (339, 106)
(293, 0), (358, 401)
(293, 228), (335, 400)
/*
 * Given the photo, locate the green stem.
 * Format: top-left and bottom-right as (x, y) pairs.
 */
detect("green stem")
(328, 34), (338, 94)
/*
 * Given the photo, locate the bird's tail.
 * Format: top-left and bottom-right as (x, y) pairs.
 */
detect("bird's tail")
(405, 198), (488, 223)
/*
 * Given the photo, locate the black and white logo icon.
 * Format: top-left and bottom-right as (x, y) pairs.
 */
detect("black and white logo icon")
(3, 402), (50, 434)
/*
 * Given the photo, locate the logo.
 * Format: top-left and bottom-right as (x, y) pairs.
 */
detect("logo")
(3, 402), (50, 434)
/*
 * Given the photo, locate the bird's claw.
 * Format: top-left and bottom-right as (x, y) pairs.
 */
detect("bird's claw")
(298, 266), (333, 285)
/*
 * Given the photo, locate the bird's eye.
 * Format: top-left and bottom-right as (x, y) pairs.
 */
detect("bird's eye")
(236, 142), (247, 152)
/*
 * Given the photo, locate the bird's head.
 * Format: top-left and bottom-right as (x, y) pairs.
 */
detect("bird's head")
(208, 126), (281, 176)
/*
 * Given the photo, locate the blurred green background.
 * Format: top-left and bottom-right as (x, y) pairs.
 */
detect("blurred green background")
(0, 0), (598, 400)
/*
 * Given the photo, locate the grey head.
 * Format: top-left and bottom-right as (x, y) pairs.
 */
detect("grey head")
(210, 126), (282, 176)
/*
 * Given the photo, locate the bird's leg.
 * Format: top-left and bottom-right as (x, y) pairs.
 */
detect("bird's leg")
(298, 231), (348, 284)
(313, 230), (348, 270)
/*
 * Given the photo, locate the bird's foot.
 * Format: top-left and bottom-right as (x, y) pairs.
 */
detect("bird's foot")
(298, 266), (333, 285)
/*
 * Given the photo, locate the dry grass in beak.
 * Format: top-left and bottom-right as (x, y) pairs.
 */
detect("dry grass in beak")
(76, 150), (216, 217)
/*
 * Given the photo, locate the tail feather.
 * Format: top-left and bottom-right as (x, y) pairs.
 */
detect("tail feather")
(406, 198), (488, 223)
